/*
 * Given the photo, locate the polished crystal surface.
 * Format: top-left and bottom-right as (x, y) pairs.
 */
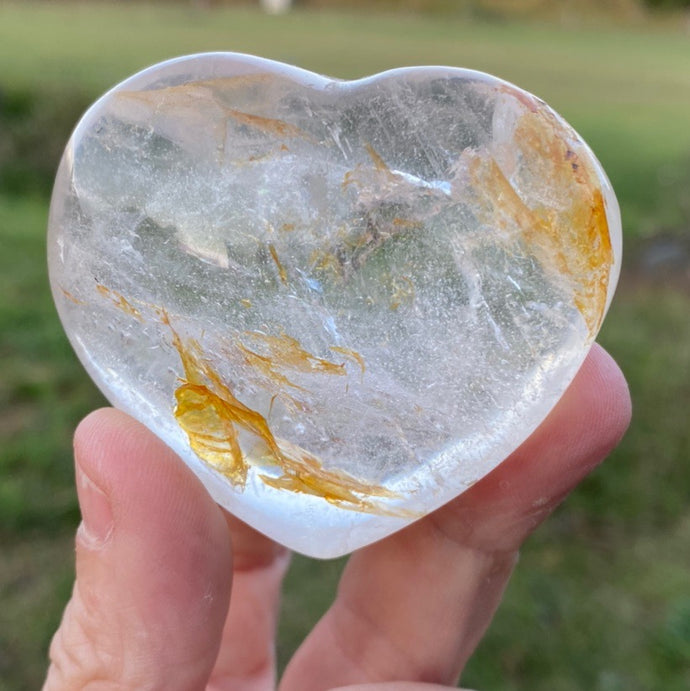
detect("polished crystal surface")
(48, 53), (621, 557)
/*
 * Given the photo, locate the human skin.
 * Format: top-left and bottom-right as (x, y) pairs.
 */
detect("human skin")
(44, 343), (631, 691)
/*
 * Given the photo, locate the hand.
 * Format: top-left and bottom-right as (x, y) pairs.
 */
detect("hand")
(44, 343), (630, 691)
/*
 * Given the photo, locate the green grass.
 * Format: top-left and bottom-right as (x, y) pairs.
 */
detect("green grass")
(1, 2), (689, 689)
(0, 195), (104, 690)
(1, 1), (690, 234)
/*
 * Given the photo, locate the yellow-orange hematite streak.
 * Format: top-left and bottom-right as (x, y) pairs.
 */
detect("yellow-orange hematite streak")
(268, 244), (288, 285)
(242, 331), (347, 377)
(167, 320), (401, 514)
(514, 109), (612, 336)
(258, 439), (398, 514)
(96, 284), (144, 322)
(174, 384), (246, 484)
(468, 105), (613, 337)
(169, 322), (277, 485)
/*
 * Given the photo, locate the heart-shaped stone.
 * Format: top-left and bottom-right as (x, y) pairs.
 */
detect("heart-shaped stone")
(48, 53), (620, 558)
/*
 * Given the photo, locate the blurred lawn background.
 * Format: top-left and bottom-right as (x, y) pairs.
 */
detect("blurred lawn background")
(1, 1), (690, 689)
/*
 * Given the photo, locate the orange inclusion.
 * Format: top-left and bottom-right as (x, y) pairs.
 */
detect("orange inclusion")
(468, 104), (613, 337)
(174, 383), (246, 484)
(329, 346), (366, 375)
(389, 275), (416, 311)
(166, 318), (400, 513)
(237, 342), (307, 403)
(242, 331), (346, 377)
(514, 109), (613, 335)
(392, 217), (423, 230)
(119, 80), (306, 137)
(96, 284), (144, 322)
(236, 330), (359, 415)
(343, 143), (399, 191)
(258, 439), (408, 516)
(60, 287), (87, 305)
(364, 143), (394, 176)
(226, 108), (305, 139)
(310, 248), (343, 279)
(117, 74), (277, 107)
(268, 243), (288, 285)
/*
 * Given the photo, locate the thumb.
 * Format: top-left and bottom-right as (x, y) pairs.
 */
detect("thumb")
(44, 408), (232, 690)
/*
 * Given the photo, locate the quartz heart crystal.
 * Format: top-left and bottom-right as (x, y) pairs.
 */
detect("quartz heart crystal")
(48, 53), (621, 558)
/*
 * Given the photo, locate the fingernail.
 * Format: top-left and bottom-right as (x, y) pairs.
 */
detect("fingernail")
(76, 464), (114, 547)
